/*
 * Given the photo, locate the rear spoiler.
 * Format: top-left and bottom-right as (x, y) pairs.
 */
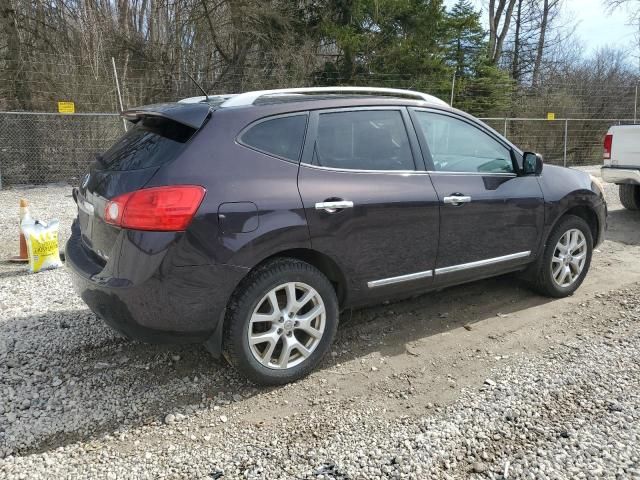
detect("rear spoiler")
(121, 102), (211, 129)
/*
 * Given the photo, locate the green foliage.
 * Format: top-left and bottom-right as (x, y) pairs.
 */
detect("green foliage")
(455, 59), (515, 116)
(443, 0), (514, 116)
(310, 0), (514, 111)
(445, 0), (485, 78)
(312, 1), (452, 101)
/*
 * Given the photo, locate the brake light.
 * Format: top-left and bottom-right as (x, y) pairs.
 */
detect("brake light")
(104, 186), (206, 231)
(603, 134), (613, 160)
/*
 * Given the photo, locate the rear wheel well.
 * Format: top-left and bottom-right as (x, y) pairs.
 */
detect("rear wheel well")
(255, 249), (347, 306)
(561, 206), (599, 244)
(210, 249), (347, 358)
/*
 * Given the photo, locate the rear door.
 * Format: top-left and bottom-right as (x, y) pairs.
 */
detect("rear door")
(410, 108), (544, 285)
(297, 107), (440, 303)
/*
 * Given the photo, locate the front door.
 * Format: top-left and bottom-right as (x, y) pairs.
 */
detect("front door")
(410, 109), (545, 285)
(297, 107), (440, 303)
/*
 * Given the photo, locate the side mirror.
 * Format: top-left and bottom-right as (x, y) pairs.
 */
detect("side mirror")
(523, 152), (543, 175)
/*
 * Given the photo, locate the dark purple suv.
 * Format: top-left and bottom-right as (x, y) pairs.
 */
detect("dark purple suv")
(66, 87), (607, 385)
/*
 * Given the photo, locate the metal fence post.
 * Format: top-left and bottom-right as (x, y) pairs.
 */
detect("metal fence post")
(111, 57), (127, 132)
(503, 118), (508, 137)
(634, 84), (638, 124)
(0, 115), (2, 189)
(563, 119), (568, 167)
(450, 73), (455, 107)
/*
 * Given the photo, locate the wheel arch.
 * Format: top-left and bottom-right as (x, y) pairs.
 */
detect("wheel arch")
(558, 205), (600, 245)
(254, 248), (348, 307)
(205, 248), (347, 357)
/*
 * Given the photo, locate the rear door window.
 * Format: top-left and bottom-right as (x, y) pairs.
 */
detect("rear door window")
(311, 110), (415, 170)
(97, 117), (195, 171)
(240, 114), (308, 162)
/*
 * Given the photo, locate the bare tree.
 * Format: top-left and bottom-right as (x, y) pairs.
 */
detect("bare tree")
(532, 0), (563, 86)
(488, 0), (518, 64)
(603, 0), (640, 10)
(511, 0), (524, 79)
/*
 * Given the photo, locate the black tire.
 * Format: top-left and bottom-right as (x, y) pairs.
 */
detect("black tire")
(619, 184), (640, 210)
(529, 215), (593, 298)
(224, 258), (339, 385)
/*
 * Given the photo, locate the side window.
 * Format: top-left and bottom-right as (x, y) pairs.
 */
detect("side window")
(312, 110), (415, 171)
(414, 111), (514, 173)
(240, 114), (307, 162)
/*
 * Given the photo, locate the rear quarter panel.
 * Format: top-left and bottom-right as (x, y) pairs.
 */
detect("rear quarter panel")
(148, 108), (311, 268)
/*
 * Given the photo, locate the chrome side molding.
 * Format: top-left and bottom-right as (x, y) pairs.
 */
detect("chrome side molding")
(435, 251), (531, 275)
(367, 251), (531, 288)
(367, 270), (433, 288)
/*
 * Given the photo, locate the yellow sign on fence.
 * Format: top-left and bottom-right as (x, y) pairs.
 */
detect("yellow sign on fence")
(57, 101), (75, 114)
(546, 112), (555, 120)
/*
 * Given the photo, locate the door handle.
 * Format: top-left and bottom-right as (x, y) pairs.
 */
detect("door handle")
(315, 200), (354, 213)
(443, 195), (471, 206)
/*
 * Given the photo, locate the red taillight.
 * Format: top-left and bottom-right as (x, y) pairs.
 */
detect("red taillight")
(603, 134), (613, 160)
(104, 186), (206, 231)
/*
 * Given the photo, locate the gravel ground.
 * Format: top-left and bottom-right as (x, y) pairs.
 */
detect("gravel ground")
(1, 168), (639, 479)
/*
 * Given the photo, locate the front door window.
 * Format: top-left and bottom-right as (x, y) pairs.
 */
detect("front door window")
(414, 111), (514, 174)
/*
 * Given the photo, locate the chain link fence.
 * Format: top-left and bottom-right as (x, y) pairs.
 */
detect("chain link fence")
(0, 113), (122, 187)
(0, 111), (633, 187)
(482, 117), (636, 167)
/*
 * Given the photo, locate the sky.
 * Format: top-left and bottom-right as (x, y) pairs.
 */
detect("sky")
(444, 0), (637, 54)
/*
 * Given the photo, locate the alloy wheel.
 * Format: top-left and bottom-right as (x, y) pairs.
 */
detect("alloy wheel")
(247, 282), (326, 369)
(551, 228), (587, 288)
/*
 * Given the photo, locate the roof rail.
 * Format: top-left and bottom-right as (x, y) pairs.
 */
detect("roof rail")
(178, 94), (234, 104)
(218, 87), (449, 108)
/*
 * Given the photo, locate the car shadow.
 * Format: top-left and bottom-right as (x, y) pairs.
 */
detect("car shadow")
(0, 267), (32, 280)
(604, 207), (640, 246)
(0, 273), (553, 458)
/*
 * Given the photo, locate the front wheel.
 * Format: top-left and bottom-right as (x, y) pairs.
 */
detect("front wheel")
(529, 215), (593, 298)
(224, 258), (338, 385)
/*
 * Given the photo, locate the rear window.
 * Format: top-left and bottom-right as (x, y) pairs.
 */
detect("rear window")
(239, 114), (307, 162)
(97, 117), (195, 171)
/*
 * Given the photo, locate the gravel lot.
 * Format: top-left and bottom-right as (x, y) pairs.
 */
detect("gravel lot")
(1, 167), (639, 479)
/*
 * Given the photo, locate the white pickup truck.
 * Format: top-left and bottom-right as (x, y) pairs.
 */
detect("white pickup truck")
(601, 125), (640, 209)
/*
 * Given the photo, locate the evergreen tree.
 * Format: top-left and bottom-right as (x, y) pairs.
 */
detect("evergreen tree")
(446, 0), (485, 78)
(444, 0), (514, 115)
(312, 1), (452, 100)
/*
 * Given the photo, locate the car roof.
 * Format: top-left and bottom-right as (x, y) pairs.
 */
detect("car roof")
(126, 87), (518, 153)
(121, 95), (451, 132)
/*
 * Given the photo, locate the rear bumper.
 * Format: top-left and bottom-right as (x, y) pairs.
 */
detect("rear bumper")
(65, 221), (247, 344)
(601, 166), (640, 185)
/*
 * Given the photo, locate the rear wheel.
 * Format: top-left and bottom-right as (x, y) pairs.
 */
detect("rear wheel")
(224, 258), (338, 385)
(529, 215), (593, 298)
(619, 184), (640, 210)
